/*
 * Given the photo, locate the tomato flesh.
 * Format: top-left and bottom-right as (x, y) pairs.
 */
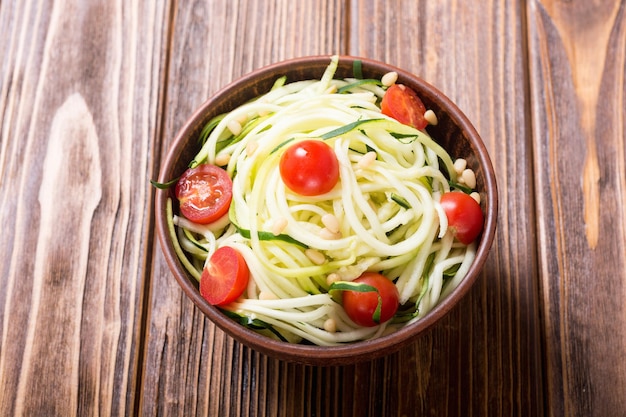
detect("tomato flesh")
(175, 164), (232, 224)
(341, 272), (399, 327)
(200, 246), (250, 306)
(279, 139), (340, 196)
(440, 191), (484, 244)
(381, 84), (428, 130)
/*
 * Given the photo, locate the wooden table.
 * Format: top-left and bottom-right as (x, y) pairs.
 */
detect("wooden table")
(1, 1), (625, 415)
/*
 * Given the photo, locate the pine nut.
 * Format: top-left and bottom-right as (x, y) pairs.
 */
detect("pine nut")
(326, 273), (341, 285)
(424, 109), (438, 125)
(271, 218), (288, 235)
(259, 291), (278, 300)
(321, 213), (340, 234)
(470, 192), (481, 204)
(453, 158), (467, 175)
(237, 113), (248, 124)
(246, 141), (258, 156)
(461, 168), (477, 189)
(319, 228), (342, 240)
(358, 151), (377, 169)
(227, 120), (242, 136)
(323, 318), (337, 333)
(215, 153), (231, 166)
(381, 71), (398, 87)
(305, 249), (326, 265)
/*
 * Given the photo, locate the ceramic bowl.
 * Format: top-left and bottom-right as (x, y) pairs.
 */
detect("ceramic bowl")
(155, 55), (497, 366)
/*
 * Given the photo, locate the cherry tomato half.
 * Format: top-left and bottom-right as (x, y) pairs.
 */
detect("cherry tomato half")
(279, 139), (340, 196)
(440, 191), (484, 245)
(341, 272), (400, 327)
(175, 163), (233, 224)
(200, 246), (250, 306)
(381, 84), (428, 130)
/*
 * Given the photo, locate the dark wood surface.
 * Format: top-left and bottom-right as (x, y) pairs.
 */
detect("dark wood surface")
(0, 1), (624, 416)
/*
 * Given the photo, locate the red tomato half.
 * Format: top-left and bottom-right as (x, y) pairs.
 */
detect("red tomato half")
(279, 139), (340, 196)
(175, 164), (232, 224)
(440, 191), (484, 245)
(341, 272), (399, 327)
(381, 84), (428, 130)
(200, 246), (250, 306)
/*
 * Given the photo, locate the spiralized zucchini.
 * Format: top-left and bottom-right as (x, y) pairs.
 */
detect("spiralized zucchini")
(169, 56), (477, 345)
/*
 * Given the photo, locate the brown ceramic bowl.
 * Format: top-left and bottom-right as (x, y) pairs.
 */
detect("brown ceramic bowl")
(155, 55), (497, 366)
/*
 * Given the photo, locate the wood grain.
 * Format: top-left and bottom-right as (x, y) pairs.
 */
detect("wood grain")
(0, 0), (168, 415)
(528, 1), (626, 416)
(15, 93), (102, 415)
(351, 0), (545, 415)
(143, 0), (544, 416)
(141, 0), (351, 415)
(1, 0), (624, 415)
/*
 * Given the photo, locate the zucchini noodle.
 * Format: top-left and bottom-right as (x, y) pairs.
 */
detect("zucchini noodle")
(169, 56), (477, 345)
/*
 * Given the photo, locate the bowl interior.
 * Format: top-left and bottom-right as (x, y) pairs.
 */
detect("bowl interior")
(155, 55), (497, 366)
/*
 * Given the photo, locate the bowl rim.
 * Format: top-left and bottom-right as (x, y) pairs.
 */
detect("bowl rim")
(155, 54), (498, 366)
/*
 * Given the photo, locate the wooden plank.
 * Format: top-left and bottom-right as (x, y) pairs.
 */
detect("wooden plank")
(144, 0), (547, 415)
(0, 1), (169, 415)
(527, 1), (626, 416)
(349, 0), (545, 415)
(142, 1), (352, 416)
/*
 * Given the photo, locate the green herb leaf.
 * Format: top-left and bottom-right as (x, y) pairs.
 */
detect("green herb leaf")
(270, 137), (296, 154)
(329, 281), (378, 293)
(233, 222), (308, 249)
(390, 193), (411, 209)
(389, 132), (419, 143)
(352, 60), (363, 79)
(448, 180), (474, 194)
(337, 79), (382, 93)
(150, 177), (179, 189)
(329, 281), (383, 324)
(320, 118), (382, 140)
(258, 231), (308, 248)
(222, 310), (288, 342)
